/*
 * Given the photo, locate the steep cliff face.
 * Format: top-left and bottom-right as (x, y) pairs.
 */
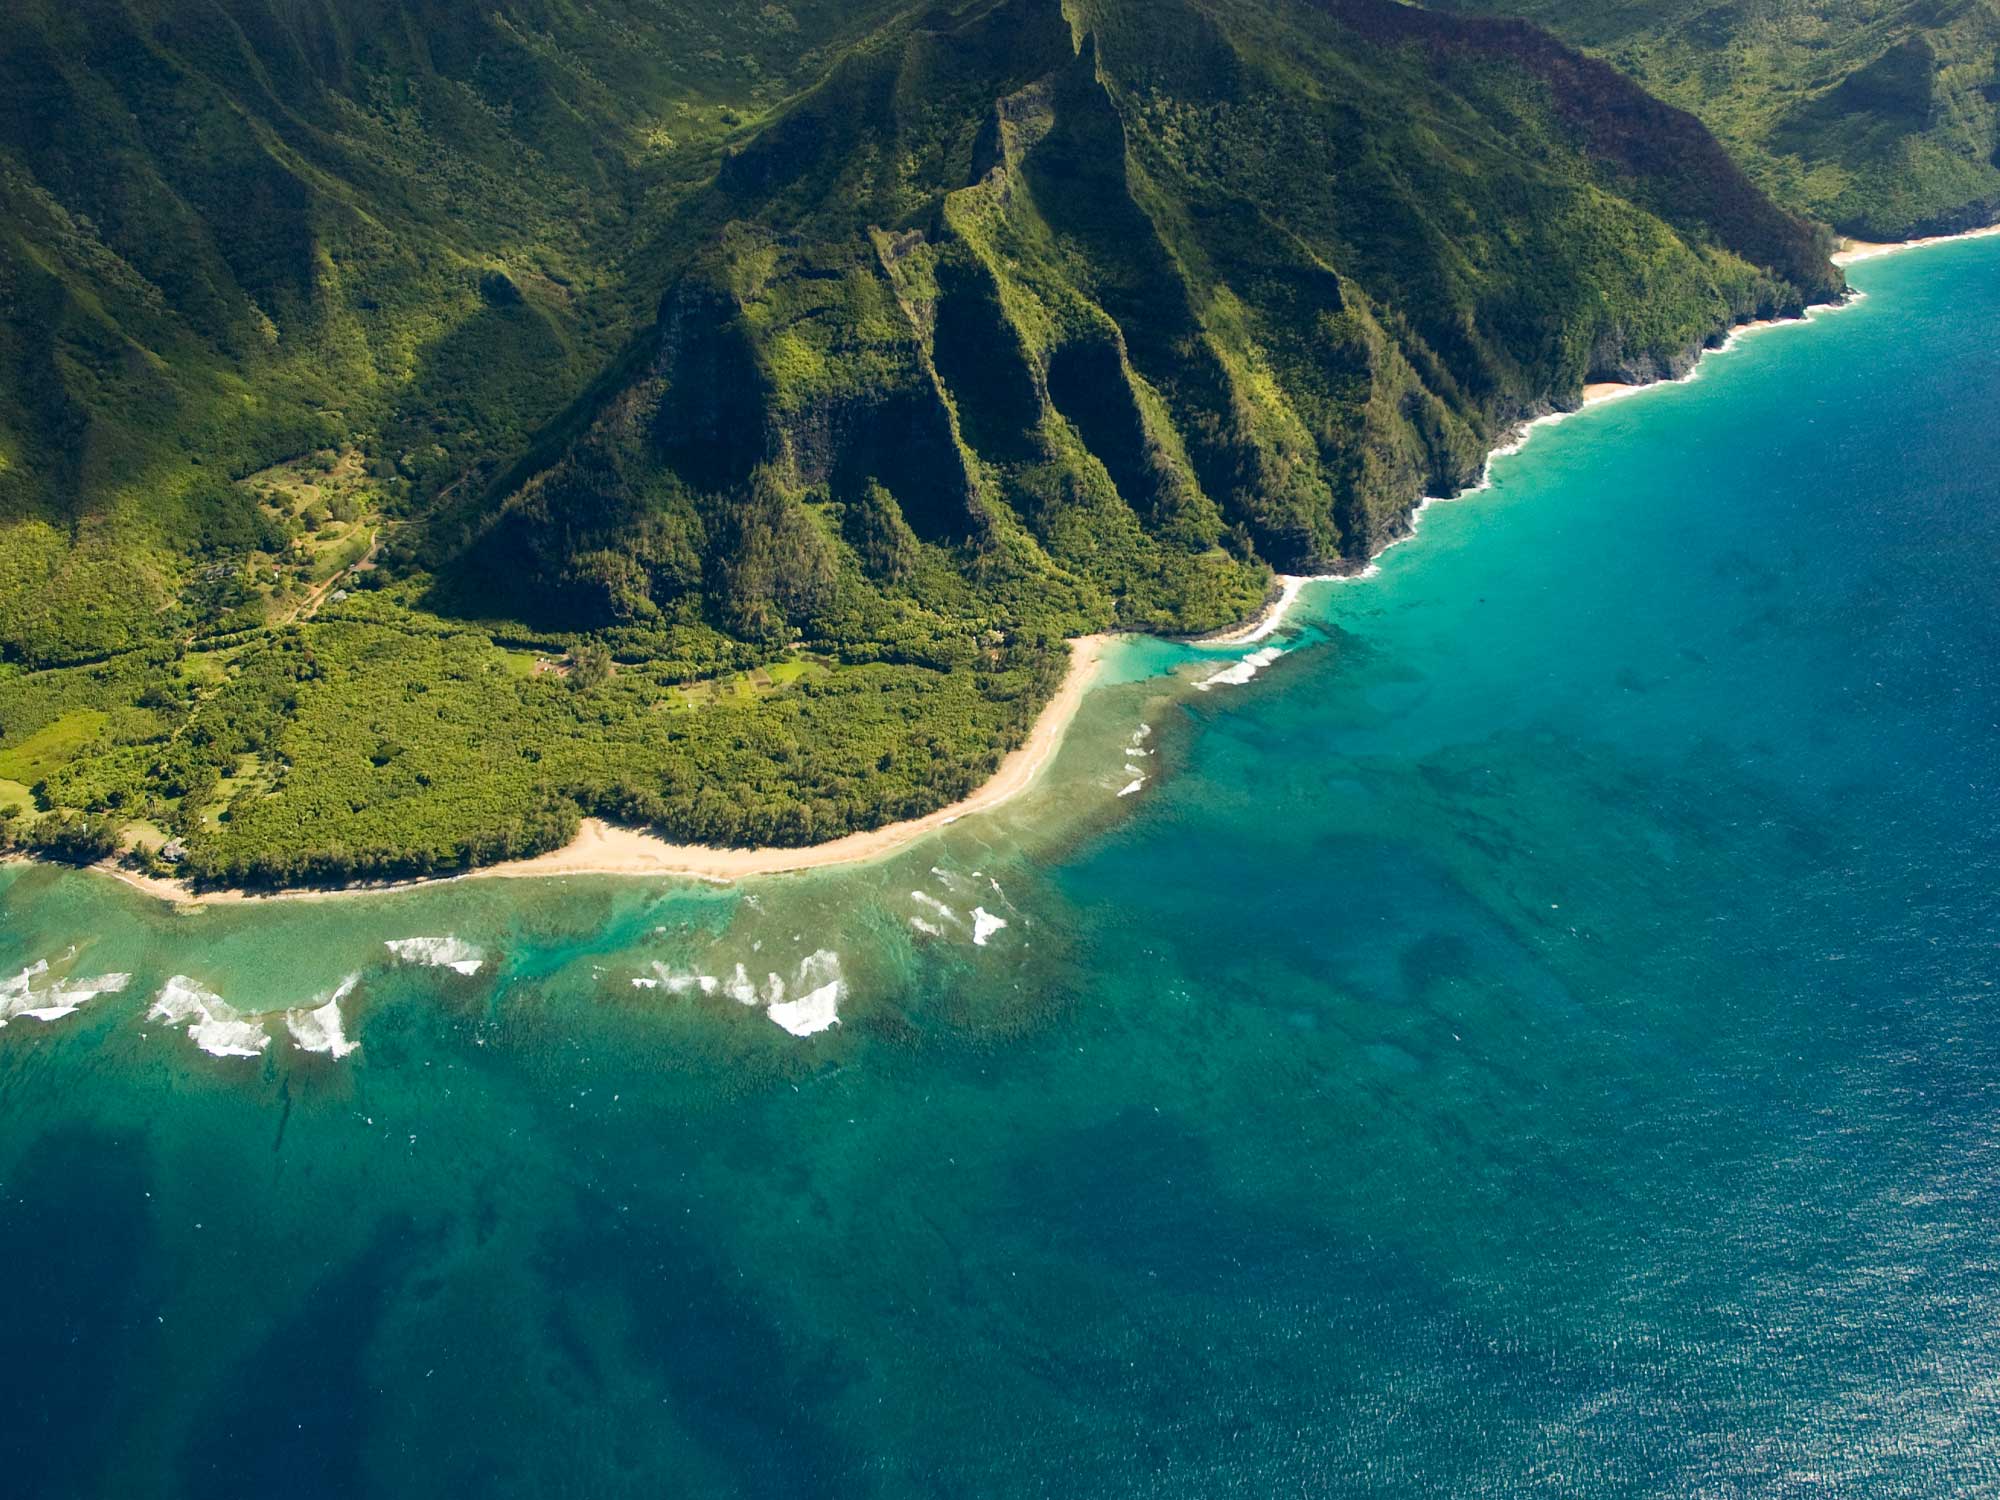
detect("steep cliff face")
(452, 0), (1840, 637)
(0, 0), (911, 663)
(0, 0), (1851, 884)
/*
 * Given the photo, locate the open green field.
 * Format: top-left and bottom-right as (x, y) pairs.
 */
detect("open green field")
(0, 711), (110, 786)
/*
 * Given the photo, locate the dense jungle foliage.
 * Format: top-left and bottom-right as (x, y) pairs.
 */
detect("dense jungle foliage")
(0, 0), (1850, 886)
(1435, 0), (2000, 239)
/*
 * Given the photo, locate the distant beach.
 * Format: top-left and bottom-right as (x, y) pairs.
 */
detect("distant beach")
(1833, 224), (2000, 264)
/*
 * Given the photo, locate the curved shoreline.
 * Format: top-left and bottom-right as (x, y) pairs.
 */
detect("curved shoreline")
(1197, 575), (1319, 646)
(1832, 224), (2000, 265)
(87, 635), (1114, 905)
(61, 222), (1999, 909)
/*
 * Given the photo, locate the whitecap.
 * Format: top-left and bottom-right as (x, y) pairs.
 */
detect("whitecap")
(971, 907), (1008, 946)
(0, 960), (50, 1024)
(723, 963), (760, 1005)
(911, 891), (961, 925)
(286, 976), (361, 1058)
(0, 962), (131, 1027)
(1117, 778), (1146, 797)
(149, 976), (270, 1059)
(909, 917), (945, 938)
(795, 950), (841, 989)
(384, 936), (484, 976)
(634, 967), (722, 995)
(766, 951), (847, 1036)
(768, 980), (843, 1036)
(1196, 645), (1284, 691)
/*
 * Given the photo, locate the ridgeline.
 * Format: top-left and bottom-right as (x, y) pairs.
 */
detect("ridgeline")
(0, 0), (1853, 889)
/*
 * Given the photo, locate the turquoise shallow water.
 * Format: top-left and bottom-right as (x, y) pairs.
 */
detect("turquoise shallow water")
(4, 241), (1999, 1497)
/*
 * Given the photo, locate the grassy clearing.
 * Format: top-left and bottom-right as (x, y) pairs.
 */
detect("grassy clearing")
(0, 711), (110, 786)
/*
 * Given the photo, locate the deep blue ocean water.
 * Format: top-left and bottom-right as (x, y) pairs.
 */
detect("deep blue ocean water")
(2, 240), (1997, 1497)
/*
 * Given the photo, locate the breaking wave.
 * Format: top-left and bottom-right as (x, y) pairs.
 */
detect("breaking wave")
(1196, 645), (1284, 691)
(149, 977), (270, 1059)
(285, 976), (361, 1059)
(384, 936), (484, 976)
(0, 960), (132, 1028)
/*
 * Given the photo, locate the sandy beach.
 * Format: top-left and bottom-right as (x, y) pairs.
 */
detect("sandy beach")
(1199, 574), (1321, 646)
(92, 635), (1115, 905)
(78, 224), (2000, 911)
(1834, 224), (2000, 265)
(1581, 381), (1642, 406)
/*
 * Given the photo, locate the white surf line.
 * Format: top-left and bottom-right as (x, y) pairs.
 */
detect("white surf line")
(1196, 644), (1284, 691)
(148, 976), (271, 1059)
(384, 935), (484, 976)
(1201, 574), (1313, 646)
(0, 961), (132, 1027)
(1377, 284), (1886, 565)
(285, 975), (362, 1058)
(1832, 222), (2000, 265)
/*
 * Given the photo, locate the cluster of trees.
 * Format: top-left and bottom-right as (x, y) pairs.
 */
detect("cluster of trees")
(0, 595), (1067, 889)
(0, 808), (119, 866)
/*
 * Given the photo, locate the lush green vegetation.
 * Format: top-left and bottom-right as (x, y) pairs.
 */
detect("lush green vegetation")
(0, 0), (1844, 888)
(1433, 0), (2000, 238)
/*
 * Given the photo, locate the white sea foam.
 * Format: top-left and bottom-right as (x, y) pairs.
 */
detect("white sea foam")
(1400, 297), (1866, 540)
(634, 966), (721, 995)
(0, 960), (50, 1026)
(285, 976), (361, 1058)
(384, 936), (484, 976)
(768, 980), (843, 1036)
(0, 961), (131, 1027)
(632, 948), (849, 1034)
(149, 976), (270, 1059)
(765, 950), (846, 1035)
(1205, 574), (1311, 645)
(1196, 645), (1284, 691)
(971, 907), (1008, 946)
(909, 917), (945, 938)
(1117, 777), (1145, 797)
(911, 891), (961, 926)
(795, 950), (841, 988)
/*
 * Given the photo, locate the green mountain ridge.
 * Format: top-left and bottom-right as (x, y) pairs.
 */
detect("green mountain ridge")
(1431, 0), (2000, 239)
(0, 0), (1854, 887)
(443, 0), (1840, 632)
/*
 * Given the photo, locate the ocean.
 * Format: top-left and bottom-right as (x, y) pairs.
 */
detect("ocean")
(3, 239), (1997, 1497)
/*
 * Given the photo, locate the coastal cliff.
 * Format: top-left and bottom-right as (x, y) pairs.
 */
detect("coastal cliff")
(0, 0), (1845, 889)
